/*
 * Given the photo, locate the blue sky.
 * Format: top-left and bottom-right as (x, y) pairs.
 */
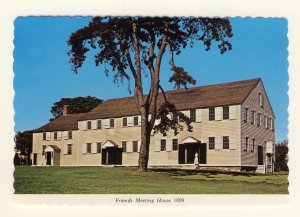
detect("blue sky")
(14, 17), (288, 142)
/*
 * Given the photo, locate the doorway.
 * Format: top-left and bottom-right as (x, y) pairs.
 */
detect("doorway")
(33, 153), (37, 165)
(178, 143), (206, 164)
(258, 145), (264, 165)
(46, 152), (52, 165)
(101, 147), (122, 165)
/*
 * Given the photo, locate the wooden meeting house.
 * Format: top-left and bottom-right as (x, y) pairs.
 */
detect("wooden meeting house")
(31, 78), (275, 173)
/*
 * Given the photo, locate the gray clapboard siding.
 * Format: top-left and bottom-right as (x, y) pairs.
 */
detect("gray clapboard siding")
(241, 81), (275, 166)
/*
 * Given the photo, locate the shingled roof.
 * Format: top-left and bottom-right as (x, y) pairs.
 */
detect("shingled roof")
(33, 78), (261, 133)
(34, 113), (86, 133)
(80, 78), (261, 121)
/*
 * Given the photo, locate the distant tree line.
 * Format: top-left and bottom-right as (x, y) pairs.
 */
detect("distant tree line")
(274, 140), (288, 172)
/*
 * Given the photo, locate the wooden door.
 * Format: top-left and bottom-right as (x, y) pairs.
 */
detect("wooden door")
(258, 146), (264, 165)
(33, 153), (37, 165)
(46, 152), (52, 165)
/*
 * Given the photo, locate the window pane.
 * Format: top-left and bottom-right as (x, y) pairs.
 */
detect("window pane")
(252, 139), (255, 152)
(110, 119), (115, 128)
(172, 113), (178, 123)
(133, 141), (138, 152)
(244, 108), (248, 123)
(209, 108), (215, 121)
(43, 133), (46, 140)
(68, 131), (72, 139)
(245, 137), (249, 151)
(87, 121), (92, 129)
(161, 139), (166, 151)
(134, 116), (139, 126)
(209, 137), (215, 149)
(123, 118), (127, 127)
(122, 141), (127, 152)
(67, 144), (72, 155)
(223, 136), (229, 149)
(190, 109), (196, 122)
(97, 120), (102, 129)
(172, 139), (178, 151)
(251, 111), (255, 124)
(223, 106), (229, 120)
(54, 132), (57, 140)
(97, 143), (101, 153)
(87, 143), (91, 153)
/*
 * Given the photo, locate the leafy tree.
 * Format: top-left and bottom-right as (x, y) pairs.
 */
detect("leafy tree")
(14, 130), (33, 165)
(68, 17), (233, 171)
(50, 96), (103, 121)
(275, 140), (289, 172)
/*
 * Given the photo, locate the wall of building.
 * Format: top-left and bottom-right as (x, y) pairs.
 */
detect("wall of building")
(77, 105), (241, 166)
(32, 130), (80, 166)
(241, 81), (275, 166)
(32, 106), (242, 167)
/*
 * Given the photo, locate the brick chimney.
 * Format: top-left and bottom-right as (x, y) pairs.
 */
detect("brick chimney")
(63, 105), (69, 116)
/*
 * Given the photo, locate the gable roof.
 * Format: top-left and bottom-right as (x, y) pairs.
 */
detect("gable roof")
(80, 78), (261, 121)
(34, 113), (86, 133)
(33, 78), (261, 133)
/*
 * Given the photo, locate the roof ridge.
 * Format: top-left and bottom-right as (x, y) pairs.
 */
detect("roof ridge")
(101, 77), (261, 102)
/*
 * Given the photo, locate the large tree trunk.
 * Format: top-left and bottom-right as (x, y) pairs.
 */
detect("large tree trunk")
(138, 107), (151, 172)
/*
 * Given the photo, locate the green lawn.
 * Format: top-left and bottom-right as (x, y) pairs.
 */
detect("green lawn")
(14, 166), (288, 194)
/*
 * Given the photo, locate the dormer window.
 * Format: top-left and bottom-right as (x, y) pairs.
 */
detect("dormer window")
(259, 92), (264, 108)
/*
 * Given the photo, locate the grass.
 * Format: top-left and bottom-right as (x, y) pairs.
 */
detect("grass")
(14, 166), (288, 194)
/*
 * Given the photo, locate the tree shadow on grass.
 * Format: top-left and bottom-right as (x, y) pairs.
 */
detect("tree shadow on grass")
(148, 168), (256, 178)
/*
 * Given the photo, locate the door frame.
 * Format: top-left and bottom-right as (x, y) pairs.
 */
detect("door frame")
(178, 143), (207, 164)
(32, 153), (37, 165)
(101, 147), (122, 165)
(45, 151), (53, 166)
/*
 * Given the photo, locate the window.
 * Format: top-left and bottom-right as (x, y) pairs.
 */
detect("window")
(123, 117), (127, 127)
(223, 136), (229, 149)
(209, 107), (215, 121)
(251, 139), (255, 152)
(97, 120), (102, 129)
(42, 145), (46, 155)
(67, 144), (72, 155)
(172, 113), (178, 123)
(267, 117), (271, 130)
(264, 115), (268, 128)
(223, 106), (229, 120)
(245, 137), (249, 151)
(43, 133), (46, 140)
(250, 110), (255, 125)
(190, 109), (196, 122)
(244, 108), (248, 123)
(160, 139), (166, 151)
(134, 116), (139, 126)
(271, 118), (274, 131)
(256, 113), (261, 127)
(86, 143), (92, 153)
(110, 119), (115, 128)
(54, 132), (57, 140)
(122, 141), (127, 152)
(172, 139), (178, 151)
(132, 141), (138, 152)
(97, 142), (102, 153)
(209, 137), (215, 150)
(87, 121), (92, 130)
(259, 92), (264, 107)
(68, 131), (72, 139)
